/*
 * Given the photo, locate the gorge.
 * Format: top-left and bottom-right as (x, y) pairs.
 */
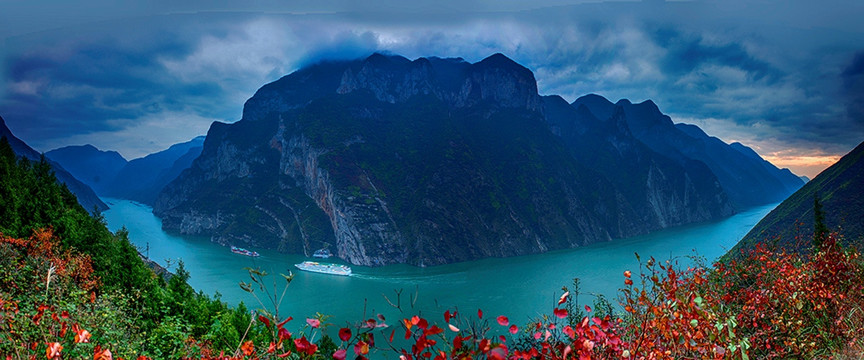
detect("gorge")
(152, 53), (802, 266)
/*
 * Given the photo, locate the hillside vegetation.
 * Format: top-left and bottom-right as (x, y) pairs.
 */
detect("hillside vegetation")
(734, 141), (864, 254)
(2, 135), (862, 359)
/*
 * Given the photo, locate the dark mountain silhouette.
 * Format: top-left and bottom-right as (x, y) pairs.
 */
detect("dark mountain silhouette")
(733, 141), (864, 253)
(103, 136), (205, 204)
(0, 116), (107, 212)
(572, 94), (804, 209)
(153, 53), (751, 266)
(46, 145), (127, 194)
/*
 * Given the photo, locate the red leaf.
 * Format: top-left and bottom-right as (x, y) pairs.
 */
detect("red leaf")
(74, 328), (91, 343)
(425, 325), (444, 336)
(339, 327), (352, 342)
(333, 349), (347, 360)
(277, 316), (293, 328)
(553, 308), (568, 318)
(93, 347), (112, 360)
(295, 336), (318, 356)
(496, 315), (509, 326)
(259, 315), (271, 328)
(354, 341), (369, 355)
(278, 327), (292, 341)
(453, 336), (463, 350)
(241, 341), (255, 356)
(563, 325), (575, 339)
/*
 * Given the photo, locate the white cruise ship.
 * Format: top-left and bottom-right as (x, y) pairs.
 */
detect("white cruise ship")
(294, 261), (352, 276)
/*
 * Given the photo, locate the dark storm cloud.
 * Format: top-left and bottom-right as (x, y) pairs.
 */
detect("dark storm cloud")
(841, 51), (864, 125)
(651, 27), (781, 83)
(0, 1), (862, 167)
(3, 34), (224, 136)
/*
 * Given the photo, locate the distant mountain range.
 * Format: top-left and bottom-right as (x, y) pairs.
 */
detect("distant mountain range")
(733, 141), (864, 253)
(150, 53), (803, 266)
(46, 137), (205, 205)
(0, 116), (107, 212)
(570, 95), (804, 208)
(101, 137), (205, 204)
(45, 145), (126, 194)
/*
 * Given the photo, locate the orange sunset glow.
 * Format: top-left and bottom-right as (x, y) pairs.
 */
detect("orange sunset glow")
(762, 153), (843, 179)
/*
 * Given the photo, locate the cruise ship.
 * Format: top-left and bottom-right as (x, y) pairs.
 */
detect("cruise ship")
(231, 246), (260, 257)
(294, 261), (352, 276)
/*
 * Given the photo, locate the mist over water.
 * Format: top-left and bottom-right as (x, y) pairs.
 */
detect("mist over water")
(102, 198), (775, 337)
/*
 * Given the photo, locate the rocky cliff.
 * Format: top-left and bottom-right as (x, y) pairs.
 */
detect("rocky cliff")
(155, 53), (736, 266)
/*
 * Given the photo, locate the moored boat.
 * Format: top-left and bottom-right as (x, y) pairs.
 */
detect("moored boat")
(312, 248), (332, 258)
(294, 261), (352, 276)
(231, 246), (260, 257)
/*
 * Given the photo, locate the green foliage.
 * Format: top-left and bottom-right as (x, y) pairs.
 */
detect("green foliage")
(0, 136), (252, 356)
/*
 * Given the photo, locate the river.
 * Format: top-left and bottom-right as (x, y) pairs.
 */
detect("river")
(101, 198), (774, 336)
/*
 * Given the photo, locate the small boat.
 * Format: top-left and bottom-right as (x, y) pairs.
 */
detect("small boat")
(231, 246), (260, 257)
(294, 261), (352, 276)
(312, 248), (332, 259)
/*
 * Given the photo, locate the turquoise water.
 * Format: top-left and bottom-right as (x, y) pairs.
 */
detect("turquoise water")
(101, 198), (774, 333)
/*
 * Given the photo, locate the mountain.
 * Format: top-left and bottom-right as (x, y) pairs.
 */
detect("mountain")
(572, 95), (804, 209)
(733, 141), (864, 253)
(104, 136), (205, 204)
(154, 53), (736, 266)
(45, 145), (127, 194)
(0, 115), (107, 212)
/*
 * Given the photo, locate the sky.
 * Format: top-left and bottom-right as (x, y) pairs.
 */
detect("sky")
(1, 0), (862, 178)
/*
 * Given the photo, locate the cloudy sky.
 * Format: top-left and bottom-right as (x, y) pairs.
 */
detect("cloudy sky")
(1, 0), (862, 178)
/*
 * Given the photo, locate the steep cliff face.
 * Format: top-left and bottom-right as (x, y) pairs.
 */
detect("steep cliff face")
(155, 53), (734, 266)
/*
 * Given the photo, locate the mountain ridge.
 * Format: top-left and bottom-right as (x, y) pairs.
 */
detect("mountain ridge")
(572, 94), (804, 208)
(45, 144), (127, 194)
(153, 53), (797, 266)
(732, 141), (864, 253)
(0, 115), (107, 212)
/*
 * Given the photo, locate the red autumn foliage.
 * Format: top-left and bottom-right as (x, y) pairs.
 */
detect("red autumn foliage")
(3, 227), (862, 359)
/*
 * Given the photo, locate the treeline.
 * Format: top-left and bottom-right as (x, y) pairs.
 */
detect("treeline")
(0, 136), (258, 357)
(2, 134), (863, 359)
